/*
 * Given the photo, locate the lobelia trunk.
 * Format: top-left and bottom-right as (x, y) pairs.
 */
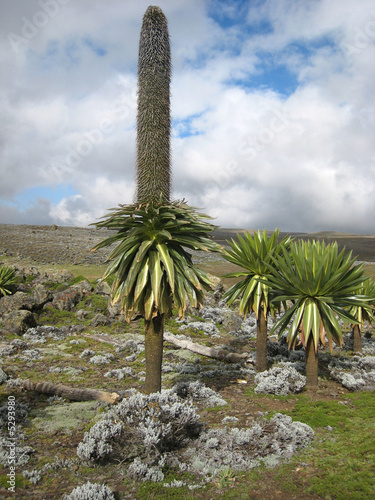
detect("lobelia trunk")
(144, 313), (164, 394)
(305, 335), (319, 388)
(352, 324), (362, 353)
(256, 303), (268, 372)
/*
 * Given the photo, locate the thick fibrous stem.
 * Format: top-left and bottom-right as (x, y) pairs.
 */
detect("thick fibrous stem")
(352, 324), (362, 353)
(305, 336), (319, 388)
(256, 303), (268, 372)
(144, 313), (164, 393)
(136, 6), (171, 204)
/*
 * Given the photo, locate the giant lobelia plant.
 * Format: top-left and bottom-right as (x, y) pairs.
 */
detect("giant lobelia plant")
(262, 240), (369, 388)
(92, 6), (219, 393)
(345, 278), (375, 353)
(222, 229), (292, 372)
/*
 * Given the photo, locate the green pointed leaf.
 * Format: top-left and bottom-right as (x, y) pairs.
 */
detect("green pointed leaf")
(156, 242), (175, 292)
(134, 257), (150, 303)
(149, 250), (163, 307)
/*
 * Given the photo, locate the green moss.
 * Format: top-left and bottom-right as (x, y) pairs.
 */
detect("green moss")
(0, 473), (24, 489)
(281, 392), (375, 499)
(37, 307), (78, 327)
(286, 395), (354, 429)
(206, 405), (231, 413)
(68, 275), (89, 286)
(15, 274), (36, 287)
(76, 294), (108, 315)
(136, 469), (202, 499)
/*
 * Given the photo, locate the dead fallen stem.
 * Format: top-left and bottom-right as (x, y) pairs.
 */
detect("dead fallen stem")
(164, 332), (250, 363)
(22, 379), (121, 404)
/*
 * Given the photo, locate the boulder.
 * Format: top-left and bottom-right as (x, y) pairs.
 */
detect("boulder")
(108, 300), (123, 318)
(0, 292), (35, 314)
(2, 310), (37, 335)
(91, 314), (110, 327)
(52, 281), (92, 311)
(34, 269), (75, 286)
(95, 281), (111, 296)
(222, 310), (243, 333)
(32, 285), (53, 308)
(206, 273), (223, 291)
(76, 309), (89, 321)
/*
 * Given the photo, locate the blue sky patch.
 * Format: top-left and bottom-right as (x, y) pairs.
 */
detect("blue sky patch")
(226, 61), (299, 97)
(11, 184), (78, 210)
(83, 37), (107, 57)
(173, 112), (208, 138)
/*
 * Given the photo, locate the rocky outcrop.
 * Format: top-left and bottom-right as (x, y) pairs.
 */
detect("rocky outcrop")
(2, 310), (37, 334)
(51, 281), (92, 311)
(0, 270), (93, 335)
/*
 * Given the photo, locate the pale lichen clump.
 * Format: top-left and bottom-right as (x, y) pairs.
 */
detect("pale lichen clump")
(63, 481), (115, 500)
(254, 364), (306, 395)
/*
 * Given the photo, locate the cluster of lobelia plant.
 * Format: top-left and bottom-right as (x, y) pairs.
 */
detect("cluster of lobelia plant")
(223, 232), (375, 388)
(92, 6), (220, 393)
(222, 229), (292, 372)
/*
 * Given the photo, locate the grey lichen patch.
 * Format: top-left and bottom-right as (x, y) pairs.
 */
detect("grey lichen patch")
(31, 401), (100, 433)
(63, 481), (115, 500)
(167, 348), (201, 362)
(41, 346), (74, 358)
(254, 364), (306, 395)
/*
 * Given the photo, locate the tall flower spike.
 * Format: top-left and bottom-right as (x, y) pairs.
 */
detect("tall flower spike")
(136, 6), (171, 204)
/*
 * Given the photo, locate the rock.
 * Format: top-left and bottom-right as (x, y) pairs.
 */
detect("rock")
(91, 314), (110, 327)
(206, 273), (223, 290)
(95, 281), (111, 296)
(51, 291), (76, 311)
(0, 368), (8, 384)
(32, 284), (53, 308)
(222, 310), (243, 333)
(34, 269), (75, 286)
(2, 310), (37, 335)
(76, 309), (88, 321)
(108, 300), (122, 318)
(51, 280), (92, 311)
(72, 280), (93, 295)
(0, 292), (36, 314)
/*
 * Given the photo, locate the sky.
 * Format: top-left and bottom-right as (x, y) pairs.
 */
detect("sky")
(1, 0), (375, 234)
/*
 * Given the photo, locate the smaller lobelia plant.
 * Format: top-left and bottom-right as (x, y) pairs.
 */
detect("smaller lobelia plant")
(0, 265), (17, 297)
(262, 239), (369, 388)
(222, 229), (292, 372)
(345, 278), (375, 353)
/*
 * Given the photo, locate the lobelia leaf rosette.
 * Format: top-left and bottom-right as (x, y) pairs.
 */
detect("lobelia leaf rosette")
(92, 200), (221, 322)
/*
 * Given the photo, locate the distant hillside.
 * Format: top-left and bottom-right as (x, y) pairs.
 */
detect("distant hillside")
(213, 228), (375, 262)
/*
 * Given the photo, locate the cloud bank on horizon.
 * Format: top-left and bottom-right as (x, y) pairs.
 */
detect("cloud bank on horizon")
(1, 0), (375, 233)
